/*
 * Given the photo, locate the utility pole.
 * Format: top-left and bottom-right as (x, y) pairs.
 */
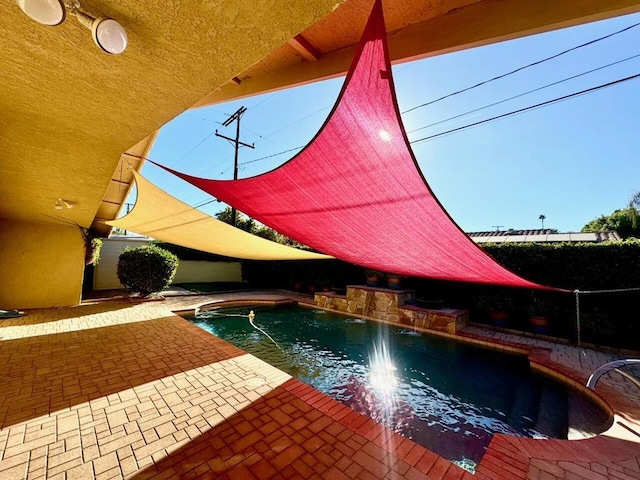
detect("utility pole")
(123, 202), (133, 236)
(215, 106), (254, 227)
(492, 225), (504, 232)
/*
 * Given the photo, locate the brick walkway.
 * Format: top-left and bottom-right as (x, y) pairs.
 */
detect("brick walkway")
(0, 291), (638, 479)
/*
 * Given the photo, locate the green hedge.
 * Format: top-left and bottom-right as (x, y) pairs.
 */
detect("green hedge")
(241, 259), (364, 292)
(482, 240), (640, 291)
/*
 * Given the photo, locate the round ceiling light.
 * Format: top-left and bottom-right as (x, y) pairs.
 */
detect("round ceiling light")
(15, 0), (65, 26)
(91, 17), (127, 54)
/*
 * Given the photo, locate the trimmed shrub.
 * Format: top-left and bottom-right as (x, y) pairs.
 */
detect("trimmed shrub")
(117, 245), (179, 296)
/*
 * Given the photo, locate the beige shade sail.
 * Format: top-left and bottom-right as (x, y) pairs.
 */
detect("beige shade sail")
(107, 171), (331, 261)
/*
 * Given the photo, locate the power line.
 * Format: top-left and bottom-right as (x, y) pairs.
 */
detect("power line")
(239, 146), (305, 166)
(410, 72), (640, 145)
(234, 72), (640, 166)
(408, 52), (640, 134)
(401, 20), (640, 114)
(230, 71), (640, 164)
(165, 130), (217, 169)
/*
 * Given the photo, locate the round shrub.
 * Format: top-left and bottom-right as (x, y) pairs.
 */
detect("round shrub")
(117, 245), (179, 296)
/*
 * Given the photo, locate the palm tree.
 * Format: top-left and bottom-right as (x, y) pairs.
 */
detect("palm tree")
(629, 191), (640, 229)
(539, 214), (546, 229)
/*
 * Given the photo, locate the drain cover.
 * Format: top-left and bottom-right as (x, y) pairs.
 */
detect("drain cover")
(246, 376), (267, 388)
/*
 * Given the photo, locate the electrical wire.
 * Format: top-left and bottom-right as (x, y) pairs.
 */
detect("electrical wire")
(401, 20), (640, 114)
(164, 130), (218, 169)
(235, 73), (640, 165)
(410, 73), (640, 145)
(408, 52), (640, 134)
(239, 146), (305, 166)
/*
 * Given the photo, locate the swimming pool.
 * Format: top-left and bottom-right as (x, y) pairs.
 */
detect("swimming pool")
(189, 304), (610, 470)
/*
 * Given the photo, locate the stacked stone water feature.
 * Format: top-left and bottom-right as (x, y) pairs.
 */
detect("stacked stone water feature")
(314, 285), (468, 335)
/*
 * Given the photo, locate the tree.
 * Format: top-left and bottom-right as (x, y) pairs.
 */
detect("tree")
(538, 214), (546, 229)
(215, 207), (254, 232)
(117, 245), (179, 296)
(581, 208), (640, 239)
(628, 190), (640, 229)
(215, 206), (303, 247)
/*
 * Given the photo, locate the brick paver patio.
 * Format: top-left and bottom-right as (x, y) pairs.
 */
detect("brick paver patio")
(1, 291), (638, 479)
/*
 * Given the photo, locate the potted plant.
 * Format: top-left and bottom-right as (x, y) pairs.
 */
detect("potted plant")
(364, 270), (384, 287)
(386, 273), (403, 290)
(475, 294), (513, 327)
(528, 296), (556, 334)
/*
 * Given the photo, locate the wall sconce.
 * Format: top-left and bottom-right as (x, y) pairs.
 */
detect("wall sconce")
(15, 0), (127, 54)
(55, 198), (75, 209)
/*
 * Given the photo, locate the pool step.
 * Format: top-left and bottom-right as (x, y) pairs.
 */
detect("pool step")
(535, 384), (568, 438)
(508, 380), (540, 433)
(566, 390), (610, 440)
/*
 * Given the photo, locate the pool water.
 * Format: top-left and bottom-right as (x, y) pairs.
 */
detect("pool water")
(189, 305), (610, 469)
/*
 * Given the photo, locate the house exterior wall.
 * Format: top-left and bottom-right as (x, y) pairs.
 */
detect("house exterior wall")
(0, 219), (84, 309)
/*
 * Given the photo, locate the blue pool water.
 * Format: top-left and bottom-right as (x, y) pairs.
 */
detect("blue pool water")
(189, 305), (610, 469)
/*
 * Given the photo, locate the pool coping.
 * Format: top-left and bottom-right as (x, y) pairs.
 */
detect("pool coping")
(177, 295), (640, 479)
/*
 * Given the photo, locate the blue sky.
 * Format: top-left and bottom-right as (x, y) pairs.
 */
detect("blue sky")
(140, 11), (640, 234)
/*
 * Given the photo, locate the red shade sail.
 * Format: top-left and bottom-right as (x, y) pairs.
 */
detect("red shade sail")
(156, 0), (557, 290)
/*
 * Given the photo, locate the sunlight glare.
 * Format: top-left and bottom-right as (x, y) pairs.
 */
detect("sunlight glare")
(368, 341), (398, 393)
(378, 129), (392, 142)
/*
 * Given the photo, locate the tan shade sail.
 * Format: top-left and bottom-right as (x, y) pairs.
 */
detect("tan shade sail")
(107, 171), (331, 261)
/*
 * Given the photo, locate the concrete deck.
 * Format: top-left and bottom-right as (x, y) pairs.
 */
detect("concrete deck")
(0, 291), (638, 479)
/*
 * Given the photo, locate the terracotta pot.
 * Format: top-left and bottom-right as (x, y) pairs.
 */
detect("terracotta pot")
(365, 274), (380, 287)
(387, 275), (402, 290)
(489, 310), (508, 327)
(529, 315), (550, 334)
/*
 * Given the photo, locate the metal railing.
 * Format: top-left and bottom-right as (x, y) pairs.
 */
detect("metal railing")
(586, 359), (640, 389)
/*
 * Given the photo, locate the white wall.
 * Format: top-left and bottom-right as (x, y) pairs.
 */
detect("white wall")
(172, 261), (242, 283)
(93, 236), (152, 290)
(93, 236), (242, 290)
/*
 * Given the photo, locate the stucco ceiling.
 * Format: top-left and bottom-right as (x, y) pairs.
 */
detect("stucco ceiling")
(1, 0), (639, 237)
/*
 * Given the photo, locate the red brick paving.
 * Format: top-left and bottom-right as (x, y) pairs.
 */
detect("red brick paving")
(0, 291), (638, 479)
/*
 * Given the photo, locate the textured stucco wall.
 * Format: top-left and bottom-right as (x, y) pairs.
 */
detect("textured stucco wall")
(0, 220), (84, 309)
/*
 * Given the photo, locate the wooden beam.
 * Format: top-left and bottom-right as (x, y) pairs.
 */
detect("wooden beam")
(288, 34), (321, 62)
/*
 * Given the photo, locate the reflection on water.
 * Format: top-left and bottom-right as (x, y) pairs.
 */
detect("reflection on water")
(190, 305), (610, 469)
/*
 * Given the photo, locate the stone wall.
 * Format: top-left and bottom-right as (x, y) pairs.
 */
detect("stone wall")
(315, 285), (467, 335)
